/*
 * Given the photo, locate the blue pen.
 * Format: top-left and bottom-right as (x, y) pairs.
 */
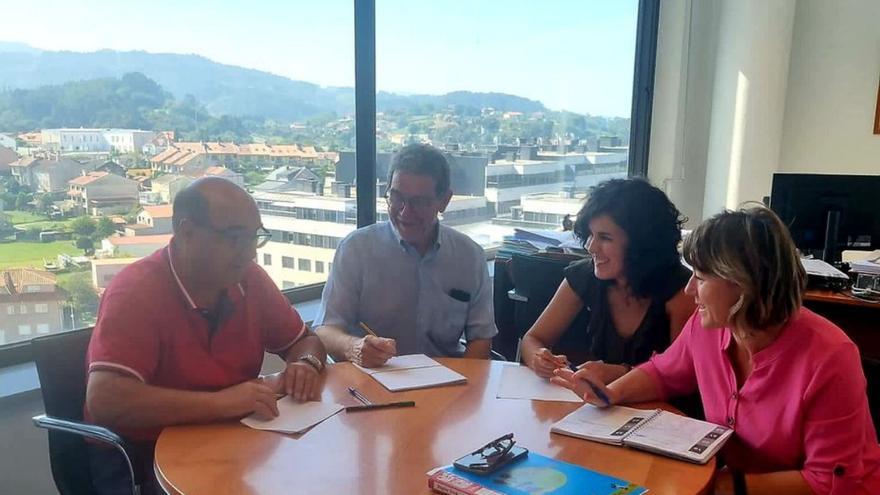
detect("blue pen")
(568, 362), (611, 406)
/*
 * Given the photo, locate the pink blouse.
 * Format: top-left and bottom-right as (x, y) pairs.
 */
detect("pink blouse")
(640, 307), (880, 494)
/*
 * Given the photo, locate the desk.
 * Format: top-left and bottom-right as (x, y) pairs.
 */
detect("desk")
(155, 359), (715, 495)
(805, 289), (880, 359)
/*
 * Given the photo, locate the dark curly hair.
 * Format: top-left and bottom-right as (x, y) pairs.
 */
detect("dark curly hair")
(573, 178), (685, 298)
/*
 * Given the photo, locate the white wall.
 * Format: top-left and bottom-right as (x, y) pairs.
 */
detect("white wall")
(779, 0), (880, 173)
(650, 0), (879, 225)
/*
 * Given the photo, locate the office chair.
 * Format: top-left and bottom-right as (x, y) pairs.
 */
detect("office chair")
(508, 253), (591, 363)
(30, 327), (142, 495)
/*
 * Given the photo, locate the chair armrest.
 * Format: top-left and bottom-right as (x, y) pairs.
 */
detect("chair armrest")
(33, 414), (126, 448)
(456, 337), (508, 361)
(32, 414), (141, 494)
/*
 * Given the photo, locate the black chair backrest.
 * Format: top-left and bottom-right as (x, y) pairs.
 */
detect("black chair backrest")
(31, 327), (95, 494)
(509, 253), (591, 362)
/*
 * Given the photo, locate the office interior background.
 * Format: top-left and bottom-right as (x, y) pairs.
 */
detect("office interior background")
(1, 0), (879, 492)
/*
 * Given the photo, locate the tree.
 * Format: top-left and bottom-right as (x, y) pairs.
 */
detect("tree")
(34, 193), (54, 215)
(15, 191), (32, 210)
(75, 236), (94, 255)
(71, 216), (97, 237)
(58, 271), (99, 327)
(94, 217), (117, 240)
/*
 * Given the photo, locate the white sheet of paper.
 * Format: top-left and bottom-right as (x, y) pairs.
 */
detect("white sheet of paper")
(370, 365), (467, 392)
(496, 364), (582, 402)
(241, 398), (344, 434)
(353, 354), (440, 375)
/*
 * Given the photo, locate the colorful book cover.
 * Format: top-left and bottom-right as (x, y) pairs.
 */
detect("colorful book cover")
(428, 452), (647, 495)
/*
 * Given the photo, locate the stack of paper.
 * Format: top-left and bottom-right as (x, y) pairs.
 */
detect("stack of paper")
(850, 259), (880, 275)
(356, 354), (467, 392)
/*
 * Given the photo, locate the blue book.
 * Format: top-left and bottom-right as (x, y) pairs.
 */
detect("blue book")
(427, 451), (647, 495)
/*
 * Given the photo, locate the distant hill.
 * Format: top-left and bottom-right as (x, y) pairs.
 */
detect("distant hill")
(0, 45), (546, 121)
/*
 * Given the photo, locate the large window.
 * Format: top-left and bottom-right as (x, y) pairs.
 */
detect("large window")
(377, 0), (640, 247)
(0, 0), (656, 360)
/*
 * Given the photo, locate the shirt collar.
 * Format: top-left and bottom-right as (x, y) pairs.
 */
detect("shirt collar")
(718, 311), (801, 369)
(166, 242), (245, 310)
(387, 220), (442, 253)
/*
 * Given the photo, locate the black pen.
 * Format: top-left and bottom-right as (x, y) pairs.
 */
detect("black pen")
(345, 401), (416, 412)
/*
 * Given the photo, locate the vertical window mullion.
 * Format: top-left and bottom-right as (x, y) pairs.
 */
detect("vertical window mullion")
(354, 0), (377, 227)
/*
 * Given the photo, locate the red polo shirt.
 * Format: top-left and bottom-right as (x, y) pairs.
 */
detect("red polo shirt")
(86, 244), (305, 442)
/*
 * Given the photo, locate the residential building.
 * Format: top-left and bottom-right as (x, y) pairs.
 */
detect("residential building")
(0, 133), (16, 150)
(91, 258), (139, 294)
(125, 204), (173, 236)
(254, 166), (321, 193)
(10, 156), (92, 193)
(16, 132), (41, 147)
(0, 146), (17, 175)
(41, 128), (156, 153)
(202, 166), (244, 188)
(141, 131), (175, 156)
(149, 142), (336, 174)
(0, 269), (67, 345)
(67, 172), (140, 216)
(101, 234), (171, 257)
(151, 174), (192, 203)
(82, 159), (126, 177)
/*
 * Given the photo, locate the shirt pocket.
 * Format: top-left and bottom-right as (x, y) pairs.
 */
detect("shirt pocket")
(428, 295), (470, 350)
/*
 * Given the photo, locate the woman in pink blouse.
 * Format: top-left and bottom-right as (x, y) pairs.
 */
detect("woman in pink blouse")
(552, 205), (880, 495)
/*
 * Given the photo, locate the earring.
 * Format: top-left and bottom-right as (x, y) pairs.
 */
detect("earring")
(728, 294), (744, 318)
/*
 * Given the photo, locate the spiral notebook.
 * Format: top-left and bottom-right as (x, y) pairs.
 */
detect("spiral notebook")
(551, 404), (733, 464)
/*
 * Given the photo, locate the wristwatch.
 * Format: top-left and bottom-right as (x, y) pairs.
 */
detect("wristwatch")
(297, 353), (324, 373)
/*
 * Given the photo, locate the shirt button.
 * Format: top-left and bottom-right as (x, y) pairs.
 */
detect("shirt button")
(730, 392), (738, 400)
(833, 465), (846, 477)
(727, 416), (735, 427)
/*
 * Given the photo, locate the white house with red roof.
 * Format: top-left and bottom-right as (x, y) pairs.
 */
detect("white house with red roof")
(68, 171), (140, 215)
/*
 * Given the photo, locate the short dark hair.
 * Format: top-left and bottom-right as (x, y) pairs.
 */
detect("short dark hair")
(682, 204), (806, 330)
(573, 178), (685, 298)
(387, 143), (451, 196)
(172, 185), (210, 233)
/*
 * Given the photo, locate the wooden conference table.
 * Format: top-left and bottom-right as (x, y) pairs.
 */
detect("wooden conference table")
(155, 359), (715, 495)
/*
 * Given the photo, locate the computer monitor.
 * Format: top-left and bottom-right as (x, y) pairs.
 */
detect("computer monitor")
(769, 173), (880, 263)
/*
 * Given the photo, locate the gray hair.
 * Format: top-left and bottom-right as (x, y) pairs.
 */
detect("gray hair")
(387, 143), (451, 197)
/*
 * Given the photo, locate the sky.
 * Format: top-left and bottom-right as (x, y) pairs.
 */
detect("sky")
(0, 0), (638, 117)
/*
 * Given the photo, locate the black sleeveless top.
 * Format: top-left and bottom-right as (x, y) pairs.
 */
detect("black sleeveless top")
(563, 258), (691, 366)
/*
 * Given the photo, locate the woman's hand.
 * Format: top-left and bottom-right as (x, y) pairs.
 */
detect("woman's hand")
(551, 367), (618, 407)
(530, 347), (570, 378)
(576, 360), (629, 384)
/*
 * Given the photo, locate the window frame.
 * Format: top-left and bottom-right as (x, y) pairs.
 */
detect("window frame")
(0, 0), (660, 367)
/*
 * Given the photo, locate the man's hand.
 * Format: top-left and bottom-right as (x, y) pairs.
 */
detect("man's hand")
(215, 380), (279, 419)
(281, 361), (323, 402)
(351, 335), (397, 367)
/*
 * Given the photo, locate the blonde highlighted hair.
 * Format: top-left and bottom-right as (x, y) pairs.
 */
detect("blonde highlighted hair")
(682, 204), (806, 331)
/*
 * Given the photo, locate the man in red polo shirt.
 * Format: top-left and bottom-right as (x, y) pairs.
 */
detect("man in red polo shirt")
(85, 177), (327, 493)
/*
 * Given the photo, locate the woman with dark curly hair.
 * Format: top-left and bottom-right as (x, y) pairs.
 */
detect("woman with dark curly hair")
(522, 178), (695, 383)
